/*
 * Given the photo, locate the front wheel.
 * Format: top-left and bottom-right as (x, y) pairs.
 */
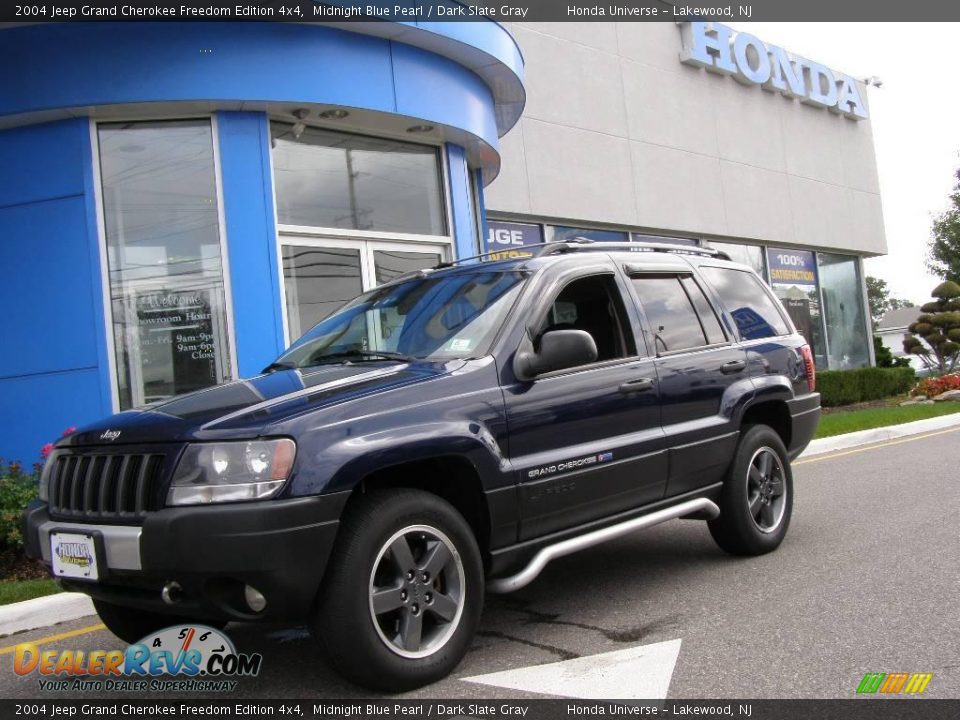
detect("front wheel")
(708, 424), (793, 556)
(311, 489), (484, 692)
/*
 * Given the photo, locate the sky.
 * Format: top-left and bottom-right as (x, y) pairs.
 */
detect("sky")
(729, 22), (960, 305)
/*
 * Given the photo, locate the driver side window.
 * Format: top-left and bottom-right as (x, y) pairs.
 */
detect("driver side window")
(536, 275), (636, 363)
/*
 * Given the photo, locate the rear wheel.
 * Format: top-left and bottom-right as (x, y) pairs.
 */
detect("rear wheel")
(311, 489), (483, 692)
(708, 424), (793, 555)
(93, 599), (225, 644)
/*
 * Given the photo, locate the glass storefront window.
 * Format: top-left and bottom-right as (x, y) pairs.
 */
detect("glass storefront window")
(271, 123), (445, 236)
(98, 120), (232, 410)
(766, 248), (828, 368)
(708, 241), (766, 277)
(547, 226), (628, 243)
(282, 246), (363, 340)
(632, 233), (699, 246)
(818, 252), (870, 369)
(281, 241), (446, 341)
(484, 220), (543, 260)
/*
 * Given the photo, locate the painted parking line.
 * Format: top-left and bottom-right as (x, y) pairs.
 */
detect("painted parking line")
(462, 638), (682, 699)
(0, 623), (106, 656)
(795, 426), (960, 466)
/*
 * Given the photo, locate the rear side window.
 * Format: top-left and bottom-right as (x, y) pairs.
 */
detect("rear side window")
(699, 266), (789, 340)
(631, 276), (719, 353)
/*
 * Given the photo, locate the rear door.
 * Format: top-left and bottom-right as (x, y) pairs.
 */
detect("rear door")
(502, 261), (667, 540)
(625, 269), (750, 497)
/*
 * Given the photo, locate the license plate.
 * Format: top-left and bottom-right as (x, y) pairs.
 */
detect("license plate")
(50, 532), (99, 581)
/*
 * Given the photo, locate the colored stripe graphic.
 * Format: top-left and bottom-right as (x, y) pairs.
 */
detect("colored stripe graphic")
(904, 673), (933, 694)
(880, 673), (908, 693)
(857, 672), (932, 694)
(856, 673), (885, 693)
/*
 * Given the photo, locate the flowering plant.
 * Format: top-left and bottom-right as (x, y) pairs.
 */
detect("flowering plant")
(40, 427), (76, 459)
(912, 373), (960, 397)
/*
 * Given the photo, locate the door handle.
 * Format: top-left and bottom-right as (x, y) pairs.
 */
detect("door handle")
(721, 359), (746, 374)
(619, 377), (654, 393)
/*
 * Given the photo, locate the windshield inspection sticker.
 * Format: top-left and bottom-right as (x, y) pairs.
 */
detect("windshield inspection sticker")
(527, 451), (614, 479)
(448, 338), (473, 352)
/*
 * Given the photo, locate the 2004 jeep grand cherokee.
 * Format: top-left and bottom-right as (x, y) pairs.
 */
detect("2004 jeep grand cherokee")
(24, 240), (820, 691)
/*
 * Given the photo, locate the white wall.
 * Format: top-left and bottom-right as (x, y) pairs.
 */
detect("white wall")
(486, 22), (887, 256)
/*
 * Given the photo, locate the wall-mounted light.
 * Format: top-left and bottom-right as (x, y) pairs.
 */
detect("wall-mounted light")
(862, 76), (884, 88)
(407, 124), (435, 134)
(319, 108), (349, 120)
(291, 108), (310, 140)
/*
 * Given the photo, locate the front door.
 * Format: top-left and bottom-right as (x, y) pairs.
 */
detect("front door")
(280, 237), (447, 343)
(502, 268), (667, 541)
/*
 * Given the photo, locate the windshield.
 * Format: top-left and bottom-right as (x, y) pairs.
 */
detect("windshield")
(273, 270), (527, 368)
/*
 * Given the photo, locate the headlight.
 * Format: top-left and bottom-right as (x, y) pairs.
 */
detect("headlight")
(167, 439), (296, 506)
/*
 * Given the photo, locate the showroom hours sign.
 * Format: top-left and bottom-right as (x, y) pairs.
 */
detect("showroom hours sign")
(135, 289), (218, 401)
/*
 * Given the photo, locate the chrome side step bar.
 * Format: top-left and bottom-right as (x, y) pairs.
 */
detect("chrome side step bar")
(487, 497), (720, 594)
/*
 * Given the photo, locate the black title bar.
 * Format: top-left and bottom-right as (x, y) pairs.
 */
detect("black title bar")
(1, 699), (960, 720)
(5, 0), (960, 22)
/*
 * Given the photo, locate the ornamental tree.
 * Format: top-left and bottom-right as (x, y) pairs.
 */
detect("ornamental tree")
(903, 280), (960, 374)
(928, 168), (960, 282)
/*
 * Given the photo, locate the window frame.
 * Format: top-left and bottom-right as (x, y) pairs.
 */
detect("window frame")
(268, 120), (455, 348)
(269, 120), (452, 240)
(277, 234), (450, 344)
(697, 263), (794, 344)
(91, 115), (239, 413)
(626, 271), (733, 357)
(524, 271), (641, 379)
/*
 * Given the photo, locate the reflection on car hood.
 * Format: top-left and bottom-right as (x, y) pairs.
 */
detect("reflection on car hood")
(62, 361), (460, 446)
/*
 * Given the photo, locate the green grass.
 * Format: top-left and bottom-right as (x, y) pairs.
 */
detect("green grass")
(0, 578), (59, 606)
(815, 402), (960, 438)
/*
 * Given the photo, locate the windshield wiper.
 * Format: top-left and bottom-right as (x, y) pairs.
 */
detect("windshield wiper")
(262, 361), (297, 373)
(305, 350), (417, 366)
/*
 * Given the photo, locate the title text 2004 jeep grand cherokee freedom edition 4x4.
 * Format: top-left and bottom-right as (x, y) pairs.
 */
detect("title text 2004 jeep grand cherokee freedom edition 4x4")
(24, 240), (820, 691)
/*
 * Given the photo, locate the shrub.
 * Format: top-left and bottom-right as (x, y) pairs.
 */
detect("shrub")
(912, 373), (960, 398)
(0, 459), (40, 552)
(818, 367), (916, 407)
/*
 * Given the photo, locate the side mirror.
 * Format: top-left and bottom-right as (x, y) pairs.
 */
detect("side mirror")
(515, 329), (598, 380)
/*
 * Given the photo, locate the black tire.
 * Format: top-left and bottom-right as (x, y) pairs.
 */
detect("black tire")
(708, 424), (793, 556)
(93, 599), (226, 645)
(311, 489), (484, 692)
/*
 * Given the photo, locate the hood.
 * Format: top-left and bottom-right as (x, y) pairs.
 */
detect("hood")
(62, 361), (462, 447)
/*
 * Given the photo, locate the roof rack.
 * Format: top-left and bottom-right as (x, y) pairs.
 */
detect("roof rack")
(532, 238), (731, 260)
(429, 238), (730, 272)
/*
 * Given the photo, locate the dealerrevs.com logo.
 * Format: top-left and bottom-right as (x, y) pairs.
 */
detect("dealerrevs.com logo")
(14, 625), (262, 692)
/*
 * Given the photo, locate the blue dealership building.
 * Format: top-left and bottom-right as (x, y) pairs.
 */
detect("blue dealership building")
(0, 21), (525, 462)
(1, 20), (889, 464)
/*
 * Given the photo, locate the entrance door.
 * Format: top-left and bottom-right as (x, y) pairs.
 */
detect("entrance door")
(280, 236), (447, 343)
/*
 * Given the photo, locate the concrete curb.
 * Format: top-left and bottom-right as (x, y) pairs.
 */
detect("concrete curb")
(800, 409), (960, 458)
(0, 592), (95, 638)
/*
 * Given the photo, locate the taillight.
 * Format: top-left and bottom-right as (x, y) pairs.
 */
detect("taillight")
(799, 344), (816, 392)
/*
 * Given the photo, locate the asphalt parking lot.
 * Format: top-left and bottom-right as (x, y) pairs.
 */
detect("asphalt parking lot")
(2, 428), (958, 700)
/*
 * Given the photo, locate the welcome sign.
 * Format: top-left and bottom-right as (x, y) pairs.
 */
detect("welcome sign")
(679, 21), (868, 120)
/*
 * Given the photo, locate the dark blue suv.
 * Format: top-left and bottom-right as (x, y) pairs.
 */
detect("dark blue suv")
(24, 241), (820, 691)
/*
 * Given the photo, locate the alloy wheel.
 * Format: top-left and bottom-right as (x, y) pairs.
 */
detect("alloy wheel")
(746, 446), (787, 533)
(367, 524), (465, 659)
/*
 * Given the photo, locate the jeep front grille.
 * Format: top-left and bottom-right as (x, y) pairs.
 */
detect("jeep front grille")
(48, 452), (167, 520)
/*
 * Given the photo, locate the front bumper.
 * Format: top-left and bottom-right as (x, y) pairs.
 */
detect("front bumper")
(23, 491), (351, 622)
